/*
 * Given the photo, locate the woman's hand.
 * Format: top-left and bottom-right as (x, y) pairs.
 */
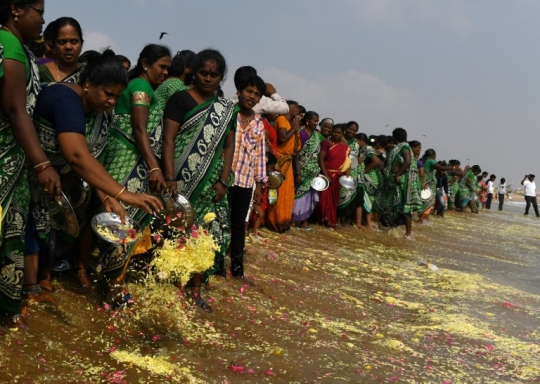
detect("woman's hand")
(166, 181), (178, 196)
(295, 174), (303, 185)
(120, 191), (163, 214)
(103, 196), (127, 223)
(37, 167), (62, 199)
(213, 182), (227, 202)
(149, 170), (168, 194)
(292, 115), (302, 131)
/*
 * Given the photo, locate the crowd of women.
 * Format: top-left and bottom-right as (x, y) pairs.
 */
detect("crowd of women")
(0, 1), (504, 330)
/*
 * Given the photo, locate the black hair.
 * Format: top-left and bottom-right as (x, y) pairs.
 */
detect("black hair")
(409, 140), (421, 149)
(438, 160), (447, 167)
(299, 105), (306, 115)
(266, 152), (277, 166)
(333, 123), (345, 133)
(0, 0), (37, 24)
(48, 17), (84, 45)
(78, 50), (100, 63)
(128, 44), (171, 81)
(355, 133), (369, 143)
(168, 50), (195, 77)
(216, 86), (224, 98)
(347, 121), (359, 129)
(304, 111), (319, 121)
(27, 39), (44, 58)
(501, 178), (506, 183)
(490, 174), (497, 179)
(477, 175), (483, 182)
(392, 127), (408, 143)
(376, 135), (390, 148)
(115, 55), (131, 68)
(423, 149), (436, 158)
(79, 50), (128, 88)
(236, 74), (266, 95)
(233, 66), (257, 90)
(286, 100), (299, 107)
(471, 165), (482, 173)
(190, 48), (227, 82)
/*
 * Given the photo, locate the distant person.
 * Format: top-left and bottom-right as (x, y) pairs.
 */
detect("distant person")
(497, 177), (507, 211)
(485, 174), (496, 209)
(521, 174), (539, 217)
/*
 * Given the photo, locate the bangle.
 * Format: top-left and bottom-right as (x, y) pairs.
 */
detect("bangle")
(218, 179), (228, 189)
(36, 163), (51, 174)
(102, 195), (110, 204)
(33, 160), (50, 169)
(149, 167), (161, 174)
(114, 187), (126, 199)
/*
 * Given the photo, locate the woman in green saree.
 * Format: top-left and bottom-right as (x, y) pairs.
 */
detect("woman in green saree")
(154, 49), (194, 108)
(458, 165), (482, 213)
(337, 121), (362, 226)
(163, 49), (236, 312)
(38, 17), (85, 84)
(292, 111), (321, 227)
(418, 149), (454, 223)
(356, 133), (381, 230)
(381, 128), (422, 237)
(0, 0), (62, 328)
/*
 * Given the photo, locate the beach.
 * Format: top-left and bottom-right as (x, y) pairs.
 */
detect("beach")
(1, 202), (539, 383)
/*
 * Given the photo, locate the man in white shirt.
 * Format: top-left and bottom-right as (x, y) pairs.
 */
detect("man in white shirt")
(486, 174), (496, 209)
(521, 174), (539, 217)
(230, 66), (289, 115)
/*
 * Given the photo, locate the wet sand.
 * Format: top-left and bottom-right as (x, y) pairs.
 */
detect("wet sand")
(1, 204), (539, 383)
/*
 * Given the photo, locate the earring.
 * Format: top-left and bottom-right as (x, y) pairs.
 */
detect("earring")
(12, 12), (18, 22)
(143, 67), (148, 71)
(84, 84), (89, 92)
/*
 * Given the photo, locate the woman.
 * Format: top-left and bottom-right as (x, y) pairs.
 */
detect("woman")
(356, 133), (381, 229)
(418, 149), (454, 223)
(382, 128), (422, 237)
(446, 159), (461, 210)
(155, 49), (194, 107)
(318, 117), (333, 140)
(39, 17), (84, 84)
(458, 165), (481, 213)
(318, 124), (350, 228)
(337, 121), (362, 226)
(0, 0), (62, 328)
(163, 49), (237, 312)
(26, 53), (163, 304)
(266, 100), (302, 232)
(292, 111), (321, 227)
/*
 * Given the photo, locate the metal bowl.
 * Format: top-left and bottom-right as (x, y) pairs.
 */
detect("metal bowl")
(421, 189), (432, 201)
(91, 212), (142, 245)
(311, 175), (329, 191)
(170, 193), (195, 229)
(339, 175), (357, 190)
(48, 192), (79, 237)
(267, 171), (285, 189)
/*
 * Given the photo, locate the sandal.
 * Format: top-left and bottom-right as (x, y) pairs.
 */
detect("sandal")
(4, 312), (28, 330)
(189, 287), (212, 313)
(77, 268), (92, 289)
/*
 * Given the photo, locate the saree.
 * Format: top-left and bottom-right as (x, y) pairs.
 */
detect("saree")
(266, 116), (301, 232)
(380, 142), (422, 225)
(359, 144), (381, 210)
(458, 170), (476, 207)
(172, 97), (237, 275)
(0, 37), (40, 314)
(318, 141), (349, 228)
(38, 63), (86, 84)
(98, 78), (164, 278)
(338, 139), (363, 219)
(292, 129), (321, 222)
(447, 174), (459, 210)
(155, 78), (189, 108)
(420, 158), (437, 215)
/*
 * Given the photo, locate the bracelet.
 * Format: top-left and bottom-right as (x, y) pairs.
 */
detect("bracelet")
(102, 195), (110, 204)
(114, 187), (126, 199)
(218, 179), (228, 189)
(149, 167), (161, 174)
(33, 160), (50, 169)
(36, 163), (51, 174)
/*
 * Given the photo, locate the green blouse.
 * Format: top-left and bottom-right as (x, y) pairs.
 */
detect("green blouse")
(115, 77), (156, 114)
(0, 30), (29, 80)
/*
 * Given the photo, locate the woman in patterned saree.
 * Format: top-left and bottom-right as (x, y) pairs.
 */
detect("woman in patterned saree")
(318, 124), (350, 228)
(163, 49), (236, 312)
(337, 121), (361, 225)
(97, 44), (171, 301)
(418, 149), (454, 223)
(356, 133), (380, 230)
(382, 128), (422, 238)
(0, 0), (62, 328)
(292, 111), (320, 228)
(458, 165), (481, 213)
(25, 54), (162, 304)
(266, 100), (302, 232)
(38, 17), (85, 84)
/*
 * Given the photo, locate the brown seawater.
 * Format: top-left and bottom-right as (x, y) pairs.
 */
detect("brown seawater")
(1, 203), (539, 383)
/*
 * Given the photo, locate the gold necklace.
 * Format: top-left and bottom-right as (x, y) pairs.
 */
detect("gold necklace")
(238, 112), (254, 123)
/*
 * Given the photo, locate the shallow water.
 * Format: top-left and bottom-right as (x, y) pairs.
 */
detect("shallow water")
(1, 208), (539, 383)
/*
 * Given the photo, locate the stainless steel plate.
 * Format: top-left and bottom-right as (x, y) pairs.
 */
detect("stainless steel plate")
(267, 171), (284, 189)
(311, 176), (329, 191)
(339, 175), (356, 190)
(349, 155), (359, 170)
(91, 212), (142, 245)
(48, 192), (79, 237)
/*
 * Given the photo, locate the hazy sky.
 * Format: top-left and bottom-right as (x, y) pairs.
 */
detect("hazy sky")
(45, 0), (540, 188)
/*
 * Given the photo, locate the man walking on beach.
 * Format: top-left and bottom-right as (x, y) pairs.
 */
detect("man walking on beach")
(521, 174), (539, 217)
(486, 174), (496, 209)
